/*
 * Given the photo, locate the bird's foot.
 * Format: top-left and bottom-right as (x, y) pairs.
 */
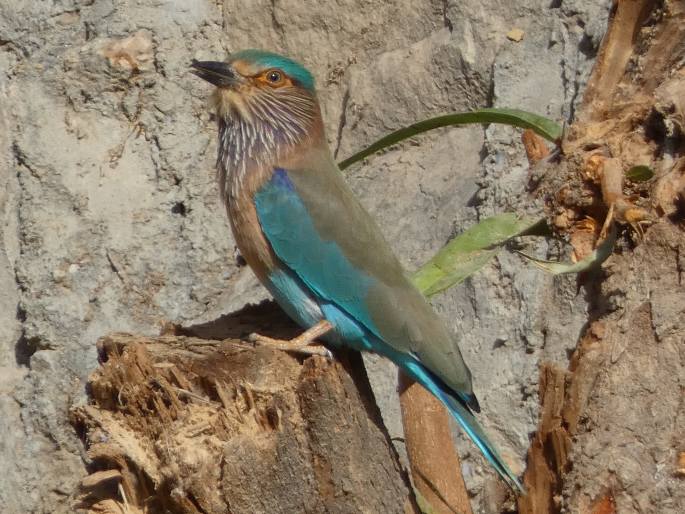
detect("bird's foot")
(248, 320), (333, 358)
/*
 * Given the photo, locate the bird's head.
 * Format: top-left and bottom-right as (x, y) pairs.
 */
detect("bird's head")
(192, 50), (322, 168)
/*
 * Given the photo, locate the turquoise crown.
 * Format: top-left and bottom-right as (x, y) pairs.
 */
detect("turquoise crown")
(230, 49), (315, 91)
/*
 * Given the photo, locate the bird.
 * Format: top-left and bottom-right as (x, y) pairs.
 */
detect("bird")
(191, 49), (522, 491)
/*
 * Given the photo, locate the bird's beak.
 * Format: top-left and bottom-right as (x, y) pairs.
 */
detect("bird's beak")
(190, 59), (239, 88)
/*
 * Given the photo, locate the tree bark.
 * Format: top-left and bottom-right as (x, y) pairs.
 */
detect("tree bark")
(519, 1), (685, 512)
(71, 304), (419, 514)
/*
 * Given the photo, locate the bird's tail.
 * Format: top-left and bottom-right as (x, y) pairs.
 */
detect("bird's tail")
(402, 357), (524, 492)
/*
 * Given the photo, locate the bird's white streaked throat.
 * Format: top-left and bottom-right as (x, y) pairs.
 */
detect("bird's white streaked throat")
(213, 85), (319, 204)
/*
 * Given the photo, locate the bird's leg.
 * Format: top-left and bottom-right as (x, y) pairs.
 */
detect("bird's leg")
(248, 320), (333, 357)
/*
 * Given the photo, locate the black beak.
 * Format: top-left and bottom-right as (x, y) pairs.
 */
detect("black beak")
(190, 59), (238, 87)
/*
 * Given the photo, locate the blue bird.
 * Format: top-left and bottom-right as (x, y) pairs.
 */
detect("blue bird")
(191, 49), (522, 491)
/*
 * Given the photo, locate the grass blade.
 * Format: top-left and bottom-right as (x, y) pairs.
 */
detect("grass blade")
(339, 108), (562, 170)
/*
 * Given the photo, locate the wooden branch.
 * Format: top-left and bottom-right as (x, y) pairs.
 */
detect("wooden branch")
(399, 372), (472, 514)
(71, 324), (419, 514)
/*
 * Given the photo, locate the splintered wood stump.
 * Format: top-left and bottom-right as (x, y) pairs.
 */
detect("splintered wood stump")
(71, 326), (417, 514)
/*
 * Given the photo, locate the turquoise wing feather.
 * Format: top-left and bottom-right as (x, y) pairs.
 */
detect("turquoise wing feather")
(254, 161), (474, 398)
(254, 160), (522, 491)
(254, 169), (377, 331)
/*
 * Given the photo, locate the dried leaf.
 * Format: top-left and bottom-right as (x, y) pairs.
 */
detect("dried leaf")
(518, 224), (616, 275)
(591, 494), (616, 514)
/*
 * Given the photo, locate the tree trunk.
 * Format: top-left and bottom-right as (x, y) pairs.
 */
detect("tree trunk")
(71, 304), (418, 514)
(519, 1), (685, 513)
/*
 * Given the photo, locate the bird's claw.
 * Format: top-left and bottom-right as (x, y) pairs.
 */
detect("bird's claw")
(248, 331), (333, 358)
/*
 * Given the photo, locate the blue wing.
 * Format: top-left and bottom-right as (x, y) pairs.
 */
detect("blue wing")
(255, 169), (379, 337)
(254, 167), (522, 491)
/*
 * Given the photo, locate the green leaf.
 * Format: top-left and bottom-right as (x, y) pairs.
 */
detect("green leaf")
(412, 213), (543, 297)
(625, 165), (654, 182)
(338, 108), (562, 170)
(517, 224), (617, 275)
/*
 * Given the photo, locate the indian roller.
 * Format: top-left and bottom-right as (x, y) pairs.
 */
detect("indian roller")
(191, 50), (522, 491)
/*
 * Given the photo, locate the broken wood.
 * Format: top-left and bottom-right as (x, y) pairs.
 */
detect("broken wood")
(71, 315), (419, 514)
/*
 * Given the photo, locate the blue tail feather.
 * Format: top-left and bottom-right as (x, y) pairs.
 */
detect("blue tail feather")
(432, 379), (524, 492)
(386, 345), (524, 492)
(264, 266), (523, 490)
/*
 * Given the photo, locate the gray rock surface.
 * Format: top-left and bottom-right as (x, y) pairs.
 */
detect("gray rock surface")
(0, 1), (610, 512)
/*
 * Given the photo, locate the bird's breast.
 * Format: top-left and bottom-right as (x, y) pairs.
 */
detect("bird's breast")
(216, 117), (322, 281)
(223, 163), (280, 282)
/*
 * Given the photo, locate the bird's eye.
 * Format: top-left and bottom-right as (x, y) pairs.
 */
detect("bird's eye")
(266, 70), (282, 83)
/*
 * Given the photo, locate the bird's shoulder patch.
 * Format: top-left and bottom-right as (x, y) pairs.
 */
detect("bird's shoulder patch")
(270, 168), (295, 191)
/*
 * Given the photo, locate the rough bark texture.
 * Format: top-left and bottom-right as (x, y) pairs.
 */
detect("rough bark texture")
(518, 2), (685, 513)
(6, 0), (666, 513)
(72, 316), (417, 514)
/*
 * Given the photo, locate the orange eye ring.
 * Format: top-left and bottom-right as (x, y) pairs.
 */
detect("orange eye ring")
(264, 69), (284, 85)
